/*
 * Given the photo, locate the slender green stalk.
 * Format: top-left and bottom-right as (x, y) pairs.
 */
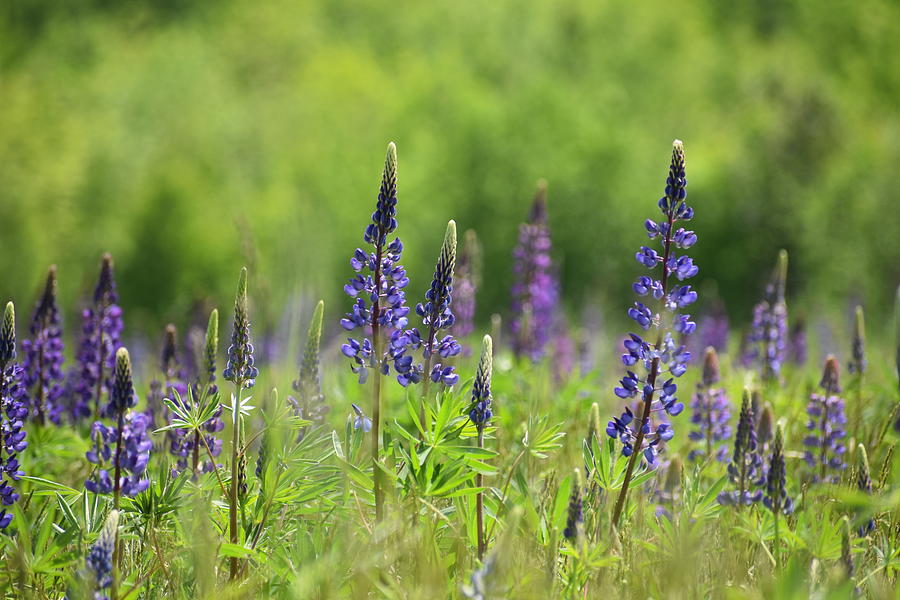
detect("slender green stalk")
(229, 383), (242, 580)
(476, 428), (485, 560)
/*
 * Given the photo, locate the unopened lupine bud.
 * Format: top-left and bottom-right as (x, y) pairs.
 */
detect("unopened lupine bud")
(110, 347), (135, 414)
(702, 347), (720, 386)
(468, 335), (493, 428)
(0, 302), (16, 364)
(820, 355), (841, 395)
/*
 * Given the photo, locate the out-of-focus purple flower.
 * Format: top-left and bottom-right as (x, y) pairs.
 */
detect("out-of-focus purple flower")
(803, 356), (847, 484)
(607, 141), (697, 468)
(563, 468), (584, 541)
(453, 229), (481, 347)
(743, 250), (788, 381)
(848, 306), (866, 375)
(21, 266), (65, 425)
(69, 254), (124, 421)
(84, 510), (118, 598)
(718, 391), (764, 506)
(351, 403), (372, 432)
(340, 143), (418, 386)
(223, 268), (259, 388)
(467, 336), (493, 429)
(652, 455), (683, 520)
(688, 348), (731, 462)
(0, 303), (27, 530)
(551, 317), (576, 383)
(763, 426), (793, 515)
(787, 315), (807, 366)
(510, 181), (559, 362)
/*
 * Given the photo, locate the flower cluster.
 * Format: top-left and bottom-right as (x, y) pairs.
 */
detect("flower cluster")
(744, 250), (788, 381)
(69, 254), (124, 421)
(687, 348), (731, 462)
(692, 306), (729, 359)
(1, 303), (27, 529)
(510, 181), (559, 361)
(341, 143), (421, 386)
(802, 356), (847, 484)
(467, 335), (494, 429)
(22, 266), (65, 424)
(563, 468), (584, 541)
(224, 268), (259, 388)
(290, 300), (329, 438)
(787, 316), (807, 366)
(718, 392), (764, 506)
(83, 510), (119, 600)
(606, 141), (696, 467)
(85, 413), (152, 497)
(453, 229), (481, 343)
(763, 426), (793, 515)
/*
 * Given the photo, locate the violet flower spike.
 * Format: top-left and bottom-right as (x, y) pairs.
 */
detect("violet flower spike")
(687, 348), (731, 462)
(717, 390), (764, 507)
(802, 356), (847, 484)
(22, 266), (65, 425)
(0, 302), (27, 530)
(510, 180), (559, 362)
(453, 229), (481, 344)
(609, 140), (697, 530)
(744, 250), (788, 381)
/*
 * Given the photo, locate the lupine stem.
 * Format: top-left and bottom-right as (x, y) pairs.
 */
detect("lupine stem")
(371, 244), (384, 524)
(476, 428), (485, 560)
(229, 382), (242, 580)
(611, 206), (676, 531)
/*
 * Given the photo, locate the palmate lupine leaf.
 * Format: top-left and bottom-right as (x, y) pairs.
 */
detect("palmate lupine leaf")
(153, 388), (221, 433)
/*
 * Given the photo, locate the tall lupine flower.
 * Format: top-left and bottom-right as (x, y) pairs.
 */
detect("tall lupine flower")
(0, 303), (27, 530)
(186, 309), (224, 477)
(764, 426), (792, 568)
(453, 229), (481, 345)
(22, 266), (65, 425)
(339, 142), (411, 523)
(466, 335), (493, 559)
(607, 141), (697, 530)
(409, 220), (461, 427)
(85, 348), (150, 503)
(854, 444), (875, 537)
(71, 254), (124, 421)
(744, 250), (788, 381)
(290, 300), (328, 439)
(509, 180), (559, 361)
(687, 348), (731, 462)
(787, 315), (808, 366)
(803, 356), (847, 483)
(224, 267), (257, 579)
(718, 390), (764, 506)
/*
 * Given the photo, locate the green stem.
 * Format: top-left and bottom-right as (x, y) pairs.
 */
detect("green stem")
(476, 428), (485, 560)
(229, 383), (242, 580)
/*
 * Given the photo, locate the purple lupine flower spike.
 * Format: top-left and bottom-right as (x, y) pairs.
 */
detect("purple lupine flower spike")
(0, 303), (28, 529)
(787, 315), (807, 366)
(744, 250), (788, 381)
(688, 348), (731, 462)
(85, 348), (151, 499)
(290, 300), (329, 440)
(803, 356), (847, 483)
(340, 143), (416, 385)
(83, 509), (118, 598)
(69, 254), (124, 422)
(763, 426), (793, 515)
(453, 229), (481, 346)
(510, 180), (559, 361)
(718, 390), (764, 506)
(22, 266), (65, 425)
(563, 468), (584, 541)
(223, 268), (259, 388)
(609, 141), (698, 529)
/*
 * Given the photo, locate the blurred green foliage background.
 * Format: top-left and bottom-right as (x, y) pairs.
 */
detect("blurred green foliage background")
(1, 0), (899, 337)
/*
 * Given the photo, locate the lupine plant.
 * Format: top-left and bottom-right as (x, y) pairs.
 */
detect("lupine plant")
(290, 300), (328, 439)
(718, 390), (764, 506)
(467, 334), (493, 559)
(687, 347), (731, 462)
(744, 250), (788, 381)
(71, 254), (124, 421)
(22, 265), (65, 425)
(453, 229), (481, 343)
(510, 181), (559, 361)
(803, 356), (847, 483)
(607, 140), (697, 529)
(788, 315), (808, 366)
(340, 142), (412, 522)
(223, 267), (258, 579)
(763, 426), (792, 567)
(0, 302), (26, 530)
(71, 509), (118, 600)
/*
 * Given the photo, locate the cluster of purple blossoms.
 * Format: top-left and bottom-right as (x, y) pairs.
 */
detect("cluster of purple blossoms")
(85, 349), (151, 497)
(691, 307), (729, 360)
(1, 303), (27, 529)
(21, 266), (65, 425)
(70, 254), (124, 421)
(606, 141), (697, 467)
(341, 143), (422, 386)
(687, 348), (731, 462)
(509, 181), (559, 362)
(81, 510), (118, 600)
(743, 250), (788, 381)
(452, 229), (481, 345)
(763, 426), (793, 515)
(803, 356), (847, 484)
(223, 268), (259, 388)
(718, 392), (764, 506)
(467, 336), (493, 429)
(563, 468), (584, 541)
(787, 316), (807, 366)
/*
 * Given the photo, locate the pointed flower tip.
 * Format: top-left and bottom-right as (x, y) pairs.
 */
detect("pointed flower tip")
(482, 334), (493, 360)
(116, 346), (131, 366)
(1, 301), (15, 362)
(672, 139), (684, 151)
(821, 355), (841, 393)
(702, 346), (720, 385)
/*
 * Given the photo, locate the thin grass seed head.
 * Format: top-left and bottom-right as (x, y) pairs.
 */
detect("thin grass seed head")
(204, 309), (219, 394)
